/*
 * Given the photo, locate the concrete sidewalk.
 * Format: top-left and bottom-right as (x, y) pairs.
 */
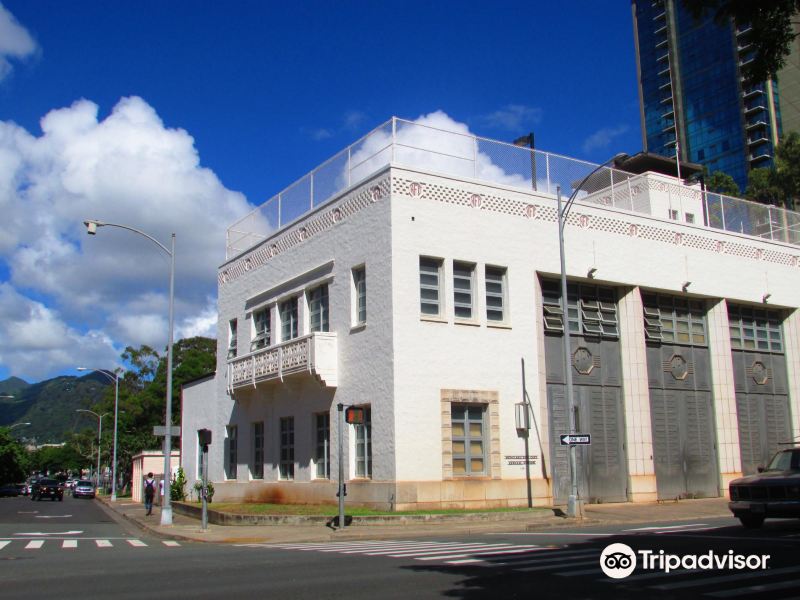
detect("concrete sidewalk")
(97, 496), (732, 545)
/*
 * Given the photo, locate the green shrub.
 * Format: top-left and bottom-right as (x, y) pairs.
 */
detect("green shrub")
(170, 467), (187, 502)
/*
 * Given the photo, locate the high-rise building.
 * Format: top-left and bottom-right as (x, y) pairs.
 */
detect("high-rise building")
(631, 0), (784, 191)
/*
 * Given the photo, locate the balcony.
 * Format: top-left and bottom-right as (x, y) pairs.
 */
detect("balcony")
(227, 332), (338, 391)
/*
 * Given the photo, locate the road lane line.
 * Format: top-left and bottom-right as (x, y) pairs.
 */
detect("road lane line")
(652, 566), (800, 590)
(62, 540), (77, 549)
(127, 539), (147, 547)
(25, 540), (44, 549)
(487, 532), (613, 537)
(625, 523), (708, 531)
(95, 540), (112, 548)
(0, 541), (10, 550)
(162, 541), (180, 547)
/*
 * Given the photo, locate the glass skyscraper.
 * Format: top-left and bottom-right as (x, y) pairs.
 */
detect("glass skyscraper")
(631, 0), (783, 191)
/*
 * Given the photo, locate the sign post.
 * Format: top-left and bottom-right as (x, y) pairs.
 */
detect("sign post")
(337, 404), (345, 529)
(197, 429), (212, 531)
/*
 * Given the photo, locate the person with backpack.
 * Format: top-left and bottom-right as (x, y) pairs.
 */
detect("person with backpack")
(143, 472), (156, 516)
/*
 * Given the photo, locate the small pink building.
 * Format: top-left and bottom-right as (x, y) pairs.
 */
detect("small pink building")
(131, 450), (180, 503)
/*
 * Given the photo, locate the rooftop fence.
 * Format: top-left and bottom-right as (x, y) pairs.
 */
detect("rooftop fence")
(226, 117), (800, 259)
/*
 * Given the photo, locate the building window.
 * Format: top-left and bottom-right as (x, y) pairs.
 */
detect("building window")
(353, 266), (366, 325)
(485, 265), (507, 323)
(280, 298), (298, 341)
(227, 319), (238, 359)
(643, 293), (706, 346)
(279, 417), (295, 480)
(669, 209), (679, 220)
(541, 280), (617, 338)
(453, 261), (475, 320)
(226, 425), (237, 480)
(451, 404), (485, 476)
(355, 406), (372, 478)
(419, 257), (443, 316)
(315, 413), (330, 479)
(685, 213), (695, 224)
(728, 305), (783, 352)
(251, 422), (264, 480)
(308, 285), (330, 333)
(251, 307), (271, 351)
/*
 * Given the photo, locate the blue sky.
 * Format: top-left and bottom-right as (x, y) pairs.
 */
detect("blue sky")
(0, 1), (642, 382)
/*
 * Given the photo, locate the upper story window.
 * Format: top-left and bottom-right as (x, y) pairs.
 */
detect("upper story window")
(420, 257), (444, 317)
(453, 261), (475, 320)
(643, 293), (706, 346)
(308, 285), (330, 333)
(352, 266), (366, 326)
(485, 265), (507, 323)
(251, 307), (271, 351)
(227, 319), (238, 359)
(280, 297), (299, 341)
(541, 280), (618, 338)
(728, 304), (783, 353)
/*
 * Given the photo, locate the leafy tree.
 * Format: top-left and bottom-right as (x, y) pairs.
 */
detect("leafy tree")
(746, 168), (784, 205)
(705, 170), (741, 196)
(774, 131), (800, 210)
(28, 443), (85, 476)
(682, 0), (800, 86)
(0, 428), (28, 482)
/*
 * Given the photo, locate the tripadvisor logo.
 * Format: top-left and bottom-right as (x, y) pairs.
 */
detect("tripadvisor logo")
(600, 543), (771, 579)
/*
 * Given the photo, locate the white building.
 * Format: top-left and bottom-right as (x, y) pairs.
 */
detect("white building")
(182, 117), (800, 510)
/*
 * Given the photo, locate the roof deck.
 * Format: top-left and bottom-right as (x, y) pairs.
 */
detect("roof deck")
(226, 117), (800, 260)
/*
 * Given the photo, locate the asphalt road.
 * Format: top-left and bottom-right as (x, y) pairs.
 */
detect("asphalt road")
(1, 495), (799, 599)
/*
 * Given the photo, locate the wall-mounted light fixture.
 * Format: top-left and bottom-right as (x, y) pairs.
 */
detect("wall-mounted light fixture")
(682, 281), (691, 292)
(587, 267), (597, 279)
(762, 293), (771, 303)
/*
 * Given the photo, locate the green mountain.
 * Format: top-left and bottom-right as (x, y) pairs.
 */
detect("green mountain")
(0, 374), (111, 444)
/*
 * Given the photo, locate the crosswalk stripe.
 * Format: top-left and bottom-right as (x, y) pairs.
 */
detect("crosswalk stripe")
(652, 566), (800, 591)
(62, 540), (77, 549)
(25, 540), (44, 550)
(96, 540), (112, 548)
(347, 542), (475, 554)
(555, 567), (602, 576)
(162, 541), (180, 547)
(387, 544), (515, 558)
(0, 541), (10, 551)
(491, 549), (598, 567)
(598, 569), (698, 583)
(127, 539), (147, 547)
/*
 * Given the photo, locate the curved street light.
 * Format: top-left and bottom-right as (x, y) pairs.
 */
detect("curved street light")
(78, 368), (121, 501)
(8, 422), (31, 430)
(83, 219), (176, 526)
(76, 409), (110, 487)
(556, 152), (628, 519)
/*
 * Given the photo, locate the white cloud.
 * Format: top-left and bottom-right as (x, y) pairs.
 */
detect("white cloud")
(481, 104), (542, 131)
(582, 124), (630, 153)
(0, 4), (38, 82)
(0, 96), (253, 380)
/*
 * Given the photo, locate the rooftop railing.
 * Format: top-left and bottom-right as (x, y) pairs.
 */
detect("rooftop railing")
(226, 117), (800, 259)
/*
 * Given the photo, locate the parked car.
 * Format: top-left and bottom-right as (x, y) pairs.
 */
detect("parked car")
(729, 447), (800, 528)
(72, 480), (96, 499)
(30, 478), (64, 501)
(0, 483), (20, 497)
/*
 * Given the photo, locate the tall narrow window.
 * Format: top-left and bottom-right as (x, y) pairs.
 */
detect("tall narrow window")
(251, 307), (271, 351)
(251, 422), (264, 480)
(353, 267), (366, 325)
(226, 425), (238, 480)
(451, 404), (485, 476)
(308, 285), (330, 333)
(279, 417), (295, 480)
(280, 298), (298, 341)
(485, 266), (507, 323)
(315, 413), (330, 479)
(453, 262), (475, 320)
(420, 257), (443, 316)
(227, 319), (238, 359)
(355, 406), (372, 478)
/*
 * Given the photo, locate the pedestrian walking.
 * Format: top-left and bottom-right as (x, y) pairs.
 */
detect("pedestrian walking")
(143, 472), (156, 516)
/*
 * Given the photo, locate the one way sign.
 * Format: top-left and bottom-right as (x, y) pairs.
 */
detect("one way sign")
(560, 434), (591, 445)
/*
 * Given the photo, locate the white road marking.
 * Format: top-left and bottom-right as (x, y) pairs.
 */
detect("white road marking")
(62, 540), (77, 549)
(517, 559), (598, 573)
(95, 540), (112, 548)
(625, 523), (708, 532)
(127, 539), (147, 547)
(0, 541), (10, 550)
(25, 540), (44, 549)
(487, 532), (614, 537)
(14, 530), (83, 536)
(35, 515), (72, 519)
(162, 541), (180, 547)
(491, 549), (598, 567)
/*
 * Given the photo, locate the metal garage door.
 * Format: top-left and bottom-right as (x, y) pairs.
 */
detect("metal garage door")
(643, 293), (718, 500)
(728, 305), (791, 475)
(542, 280), (628, 505)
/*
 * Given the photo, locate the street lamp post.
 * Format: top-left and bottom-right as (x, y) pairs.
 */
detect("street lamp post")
(76, 409), (109, 487)
(556, 152), (627, 519)
(83, 219), (176, 526)
(78, 368), (120, 501)
(8, 422), (31, 431)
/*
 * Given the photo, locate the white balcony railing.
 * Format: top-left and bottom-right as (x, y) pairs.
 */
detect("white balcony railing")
(227, 332), (337, 392)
